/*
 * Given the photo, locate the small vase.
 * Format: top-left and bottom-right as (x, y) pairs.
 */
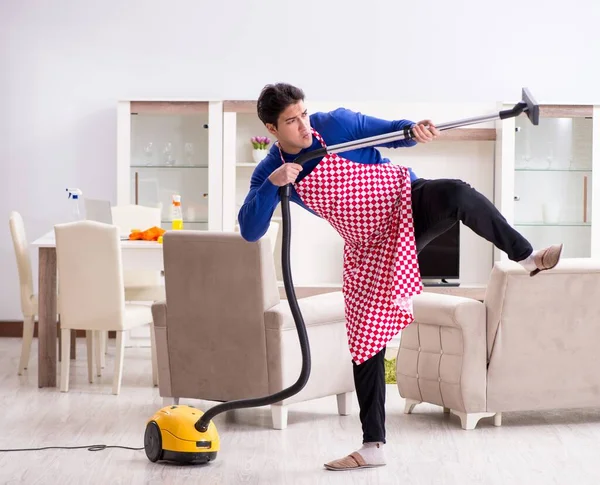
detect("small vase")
(252, 149), (269, 164)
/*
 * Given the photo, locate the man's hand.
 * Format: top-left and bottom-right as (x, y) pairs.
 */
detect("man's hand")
(268, 163), (303, 187)
(412, 120), (440, 143)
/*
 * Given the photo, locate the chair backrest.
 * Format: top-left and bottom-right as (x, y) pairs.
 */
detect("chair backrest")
(111, 204), (162, 290)
(161, 231), (280, 400)
(54, 220), (126, 330)
(111, 204), (161, 235)
(8, 211), (35, 316)
(84, 198), (113, 225)
(484, 258), (600, 410)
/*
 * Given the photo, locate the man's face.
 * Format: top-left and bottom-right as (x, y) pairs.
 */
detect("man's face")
(266, 101), (313, 154)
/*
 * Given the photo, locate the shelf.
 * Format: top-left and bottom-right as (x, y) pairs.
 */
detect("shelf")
(515, 222), (591, 227)
(538, 105), (593, 118)
(223, 101), (496, 141)
(161, 219), (209, 224)
(130, 101), (209, 115)
(131, 165), (209, 168)
(515, 168), (592, 172)
(437, 128), (496, 141)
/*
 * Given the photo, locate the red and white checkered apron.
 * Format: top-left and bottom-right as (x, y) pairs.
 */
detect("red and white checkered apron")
(281, 129), (423, 364)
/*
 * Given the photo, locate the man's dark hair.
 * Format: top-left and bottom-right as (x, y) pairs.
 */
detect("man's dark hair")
(257, 83), (305, 127)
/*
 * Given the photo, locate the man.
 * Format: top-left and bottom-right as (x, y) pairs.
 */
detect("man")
(238, 83), (562, 471)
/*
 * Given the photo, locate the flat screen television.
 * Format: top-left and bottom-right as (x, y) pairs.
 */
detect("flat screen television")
(417, 222), (460, 286)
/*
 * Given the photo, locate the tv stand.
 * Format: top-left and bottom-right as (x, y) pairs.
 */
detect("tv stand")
(423, 279), (460, 287)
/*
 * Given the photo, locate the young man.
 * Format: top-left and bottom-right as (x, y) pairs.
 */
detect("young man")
(238, 83), (563, 471)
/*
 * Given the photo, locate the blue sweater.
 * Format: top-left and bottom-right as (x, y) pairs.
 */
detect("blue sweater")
(238, 107), (419, 242)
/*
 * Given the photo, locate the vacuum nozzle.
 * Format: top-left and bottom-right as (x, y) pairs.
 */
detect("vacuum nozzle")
(499, 87), (540, 126)
(521, 87), (539, 125)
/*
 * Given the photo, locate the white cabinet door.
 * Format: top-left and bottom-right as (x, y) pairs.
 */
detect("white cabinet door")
(116, 100), (223, 231)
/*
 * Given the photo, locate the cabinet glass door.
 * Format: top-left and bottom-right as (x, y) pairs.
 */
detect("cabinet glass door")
(129, 103), (210, 231)
(514, 115), (593, 257)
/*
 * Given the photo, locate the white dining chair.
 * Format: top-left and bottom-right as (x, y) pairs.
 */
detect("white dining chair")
(54, 220), (158, 394)
(10, 211), (79, 374)
(9, 211), (38, 375)
(110, 204), (165, 302)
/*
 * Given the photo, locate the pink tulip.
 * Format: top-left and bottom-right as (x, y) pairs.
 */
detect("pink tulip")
(250, 135), (272, 150)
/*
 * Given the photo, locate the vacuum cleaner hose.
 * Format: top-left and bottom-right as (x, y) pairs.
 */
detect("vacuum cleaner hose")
(195, 183), (311, 433)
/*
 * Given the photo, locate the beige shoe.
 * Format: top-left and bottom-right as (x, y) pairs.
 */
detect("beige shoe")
(324, 451), (386, 471)
(530, 244), (563, 277)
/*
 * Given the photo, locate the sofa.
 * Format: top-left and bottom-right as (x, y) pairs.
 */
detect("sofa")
(396, 258), (600, 429)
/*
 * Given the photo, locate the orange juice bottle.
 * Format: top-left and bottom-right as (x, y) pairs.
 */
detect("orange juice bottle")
(171, 194), (183, 230)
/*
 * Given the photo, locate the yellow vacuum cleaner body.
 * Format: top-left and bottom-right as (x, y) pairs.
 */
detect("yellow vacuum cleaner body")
(144, 405), (220, 464)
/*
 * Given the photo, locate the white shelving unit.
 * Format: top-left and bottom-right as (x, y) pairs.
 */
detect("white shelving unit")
(222, 101), (292, 283)
(223, 101), (275, 231)
(116, 97), (600, 292)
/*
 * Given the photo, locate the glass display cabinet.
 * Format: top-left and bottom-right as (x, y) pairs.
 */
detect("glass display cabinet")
(116, 100), (223, 231)
(495, 104), (600, 260)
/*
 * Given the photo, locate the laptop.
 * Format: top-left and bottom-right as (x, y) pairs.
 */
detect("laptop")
(83, 198), (130, 240)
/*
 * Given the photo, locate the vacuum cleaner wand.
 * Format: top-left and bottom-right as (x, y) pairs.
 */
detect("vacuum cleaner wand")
(292, 87), (539, 166)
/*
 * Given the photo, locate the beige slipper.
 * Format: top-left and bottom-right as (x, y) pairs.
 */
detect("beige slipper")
(530, 243), (563, 277)
(324, 451), (386, 471)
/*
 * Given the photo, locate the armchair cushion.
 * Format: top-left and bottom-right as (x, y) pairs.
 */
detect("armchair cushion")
(396, 292), (487, 413)
(264, 291), (353, 405)
(264, 291), (345, 330)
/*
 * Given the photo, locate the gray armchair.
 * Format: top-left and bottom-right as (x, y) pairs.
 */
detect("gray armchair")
(151, 231), (355, 429)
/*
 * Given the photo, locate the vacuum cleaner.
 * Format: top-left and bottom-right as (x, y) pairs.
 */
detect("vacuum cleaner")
(143, 87), (540, 465)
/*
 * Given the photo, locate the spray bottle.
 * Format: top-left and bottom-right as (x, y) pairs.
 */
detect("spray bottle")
(66, 188), (83, 221)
